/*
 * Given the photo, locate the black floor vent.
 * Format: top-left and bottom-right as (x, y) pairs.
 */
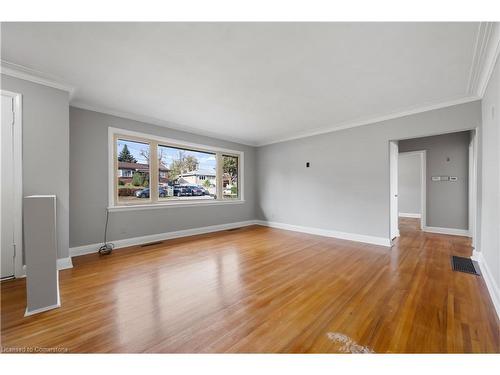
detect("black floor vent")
(226, 228), (241, 232)
(140, 241), (163, 247)
(451, 256), (480, 276)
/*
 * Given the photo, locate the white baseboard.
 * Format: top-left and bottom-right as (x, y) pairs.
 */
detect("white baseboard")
(17, 256), (74, 278)
(57, 257), (73, 270)
(24, 302), (61, 317)
(69, 220), (259, 257)
(471, 249), (481, 261)
(255, 220), (391, 247)
(25, 294), (60, 317)
(422, 226), (471, 237)
(474, 251), (500, 320)
(399, 213), (421, 218)
(70, 219), (392, 257)
(24, 281), (61, 317)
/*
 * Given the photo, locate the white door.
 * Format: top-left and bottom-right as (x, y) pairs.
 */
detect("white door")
(390, 141), (399, 240)
(1, 94), (15, 278)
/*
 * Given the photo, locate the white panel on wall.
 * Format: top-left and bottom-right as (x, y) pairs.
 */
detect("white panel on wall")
(24, 195), (60, 316)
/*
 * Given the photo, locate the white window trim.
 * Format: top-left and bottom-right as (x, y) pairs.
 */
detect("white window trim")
(108, 127), (244, 210)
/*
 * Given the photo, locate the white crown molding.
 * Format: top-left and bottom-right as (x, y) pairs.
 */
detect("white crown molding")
(4, 61), (480, 148)
(70, 100), (258, 147)
(74, 95), (480, 148)
(467, 22), (500, 98)
(73, 95), (480, 148)
(257, 96), (480, 146)
(1, 59), (75, 98)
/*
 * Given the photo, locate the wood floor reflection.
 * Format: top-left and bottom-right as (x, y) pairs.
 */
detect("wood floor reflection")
(1, 220), (498, 353)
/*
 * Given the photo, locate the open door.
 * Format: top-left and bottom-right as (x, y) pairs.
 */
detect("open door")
(390, 140), (399, 241)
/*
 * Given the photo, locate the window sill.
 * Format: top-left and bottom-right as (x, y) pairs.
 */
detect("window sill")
(108, 199), (245, 212)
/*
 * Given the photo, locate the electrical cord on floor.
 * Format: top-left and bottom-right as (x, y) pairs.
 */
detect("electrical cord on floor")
(98, 208), (114, 255)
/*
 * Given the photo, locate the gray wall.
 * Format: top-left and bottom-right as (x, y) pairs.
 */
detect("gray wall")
(256, 100), (481, 240)
(1, 74), (70, 259)
(398, 153), (422, 215)
(69, 107), (256, 248)
(399, 131), (470, 230)
(480, 54), (500, 291)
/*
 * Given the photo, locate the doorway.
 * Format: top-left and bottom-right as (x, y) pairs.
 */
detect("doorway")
(389, 130), (477, 246)
(1, 90), (23, 279)
(398, 150), (426, 229)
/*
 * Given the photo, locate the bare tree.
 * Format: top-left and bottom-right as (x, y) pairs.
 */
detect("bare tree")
(139, 148), (165, 166)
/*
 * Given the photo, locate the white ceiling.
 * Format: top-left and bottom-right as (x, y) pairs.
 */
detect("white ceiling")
(1, 22), (481, 145)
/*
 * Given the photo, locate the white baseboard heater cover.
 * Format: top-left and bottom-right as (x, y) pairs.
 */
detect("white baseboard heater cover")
(24, 195), (60, 316)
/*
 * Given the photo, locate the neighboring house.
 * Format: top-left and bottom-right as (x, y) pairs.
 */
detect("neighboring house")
(181, 169), (216, 187)
(118, 161), (169, 184)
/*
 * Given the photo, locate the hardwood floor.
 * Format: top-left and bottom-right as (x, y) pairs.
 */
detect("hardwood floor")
(1, 219), (499, 353)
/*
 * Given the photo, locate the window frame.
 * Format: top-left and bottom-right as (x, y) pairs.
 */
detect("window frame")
(221, 153), (241, 200)
(109, 127), (244, 210)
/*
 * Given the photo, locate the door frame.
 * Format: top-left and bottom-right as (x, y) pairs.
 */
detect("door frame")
(469, 128), (478, 249)
(1, 90), (23, 278)
(398, 150), (427, 230)
(391, 129), (477, 246)
(389, 140), (399, 241)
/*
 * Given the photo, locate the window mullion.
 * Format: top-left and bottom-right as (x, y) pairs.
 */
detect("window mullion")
(113, 134), (119, 206)
(150, 141), (159, 203)
(216, 152), (223, 200)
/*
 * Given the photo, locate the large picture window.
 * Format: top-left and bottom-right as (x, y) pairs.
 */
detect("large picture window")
(157, 144), (217, 201)
(110, 128), (243, 208)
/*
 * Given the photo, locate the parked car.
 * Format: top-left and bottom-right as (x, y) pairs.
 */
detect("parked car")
(173, 185), (192, 197)
(189, 185), (205, 196)
(135, 187), (168, 198)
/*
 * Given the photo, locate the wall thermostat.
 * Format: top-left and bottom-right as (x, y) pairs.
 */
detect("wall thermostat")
(432, 176), (458, 182)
